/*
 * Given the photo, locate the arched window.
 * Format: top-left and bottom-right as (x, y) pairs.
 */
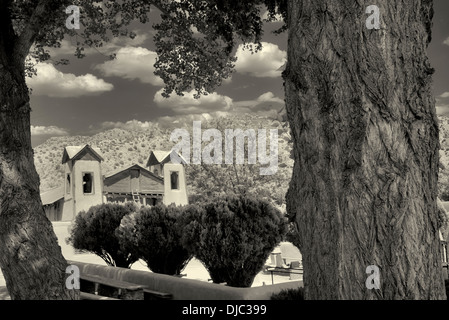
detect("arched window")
(170, 171), (179, 190)
(82, 172), (93, 194)
(66, 174), (71, 194)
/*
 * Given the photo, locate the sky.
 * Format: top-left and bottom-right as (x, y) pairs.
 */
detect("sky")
(29, 1), (449, 147)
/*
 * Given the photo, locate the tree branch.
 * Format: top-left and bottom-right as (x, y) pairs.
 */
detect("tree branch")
(0, 0), (17, 63)
(144, 0), (170, 16)
(13, 0), (67, 64)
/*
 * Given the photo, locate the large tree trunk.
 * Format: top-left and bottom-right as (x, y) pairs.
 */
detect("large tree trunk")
(0, 49), (77, 299)
(284, 0), (445, 299)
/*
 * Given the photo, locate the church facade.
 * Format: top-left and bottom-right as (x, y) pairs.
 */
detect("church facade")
(41, 145), (188, 221)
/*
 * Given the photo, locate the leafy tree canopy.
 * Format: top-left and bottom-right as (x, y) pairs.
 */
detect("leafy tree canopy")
(5, 0), (287, 97)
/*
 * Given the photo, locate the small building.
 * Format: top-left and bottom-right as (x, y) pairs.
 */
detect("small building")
(146, 150), (171, 177)
(41, 187), (64, 221)
(41, 145), (189, 221)
(61, 144), (104, 221)
(147, 150), (188, 207)
(146, 150), (188, 176)
(103, 164), (165, 206)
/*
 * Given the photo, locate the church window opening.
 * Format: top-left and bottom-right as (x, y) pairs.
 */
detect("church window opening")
(170, 171), (179, 190)
(82, 172), (94, 194)
(66, 174), (71, 194)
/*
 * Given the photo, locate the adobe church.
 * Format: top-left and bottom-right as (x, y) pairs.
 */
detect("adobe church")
(41, 145), (188, 221)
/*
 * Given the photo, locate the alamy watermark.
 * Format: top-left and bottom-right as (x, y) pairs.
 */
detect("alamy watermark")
(366, 5), (381, 30)
(366, 265), (380, 290)
(64, 4), (380, 31)
(65, 5), (80, 30)
(169, 121), (278, 176)
(65, 265), (80, 290)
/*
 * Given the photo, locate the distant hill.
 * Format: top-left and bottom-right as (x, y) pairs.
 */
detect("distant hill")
(35, 113), (449, 206)
(34, 124), (172, 191)
(34, 113), (294, 207)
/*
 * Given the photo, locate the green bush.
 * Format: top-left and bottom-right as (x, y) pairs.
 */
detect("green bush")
(270, 287), (304, 300)
(187, 193), (211, 205)
(117, 204), (192, 275)
(181, 195), (288, 287)
(66, 202), (139, 268)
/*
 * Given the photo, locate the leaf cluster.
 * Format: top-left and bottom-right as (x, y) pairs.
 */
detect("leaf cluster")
(117, 203), (192, 275)
(66, 195), (288, 287)
(66, 201), (139, 268)
(184, 115), (292, 207)
(181, 194), (288, 287)
(6, 0), (287, 97)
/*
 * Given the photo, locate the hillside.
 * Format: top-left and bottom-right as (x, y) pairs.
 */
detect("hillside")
(35, 114), (449, 206)
(34, 124), (172, 190)
(34, 113), (294, 206)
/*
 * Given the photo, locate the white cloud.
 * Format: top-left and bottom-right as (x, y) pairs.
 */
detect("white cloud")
(234, 42), (287, 78)
(97, 115), (233, 132)
(436, 93), (449, 116)
(234, 92), (284, 109)
(437, 106), (449, 116)
(31, 125), (68, 136)
(95, 47), (163, 86)
(232, 92), (284, 119)
(156, 112), (231, 130)
(154, 90), (283, 121)
(154, 89), (233, 114)
(26, 63), (114, 98)
(98, 120), (155, 131)
(443, 37), (449, 46)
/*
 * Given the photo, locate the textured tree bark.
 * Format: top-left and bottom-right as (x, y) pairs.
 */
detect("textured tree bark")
(284, 0), (445, 299)
(0, 48), (77, 299)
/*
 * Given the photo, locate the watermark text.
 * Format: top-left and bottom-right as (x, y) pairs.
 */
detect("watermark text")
(170, 121), (278, 175)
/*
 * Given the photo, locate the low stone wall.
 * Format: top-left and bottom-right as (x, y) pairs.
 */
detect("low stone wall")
(68, 260), (303, 300)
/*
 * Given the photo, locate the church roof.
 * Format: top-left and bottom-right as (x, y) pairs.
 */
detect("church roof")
(146, 150), (187, 167)
(40, 186), (64, 206)
(62, 144), (104, 164)
(150, 150), (170, 163)
(104, 163), (163, 181)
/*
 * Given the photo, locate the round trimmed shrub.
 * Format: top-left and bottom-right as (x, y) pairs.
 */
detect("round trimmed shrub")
(66, 202), (139, 268)
(181, 195), (288, 287)
(117, 204), (192, 275)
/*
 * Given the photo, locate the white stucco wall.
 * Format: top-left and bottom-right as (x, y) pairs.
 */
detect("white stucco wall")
(73, 160), (104, 216)
(61, 159), (104, 221)
(61, 161), (74, 221)
(163, 163), (188, 206)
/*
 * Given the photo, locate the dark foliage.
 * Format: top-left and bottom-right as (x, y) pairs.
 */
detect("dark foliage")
(270, 287), (304, 300)
(181, 195), (287, 287)
(117, 204), (192, 275)
(66, 202), (139, 268)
